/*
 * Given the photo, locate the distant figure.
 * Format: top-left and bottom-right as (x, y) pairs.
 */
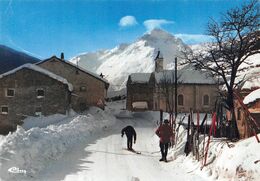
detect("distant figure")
(155, 119), (173, 162)
(121, 125), (137, 150)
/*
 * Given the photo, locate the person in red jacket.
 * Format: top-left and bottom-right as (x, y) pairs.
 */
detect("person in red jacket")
(155, 119), (173, 162)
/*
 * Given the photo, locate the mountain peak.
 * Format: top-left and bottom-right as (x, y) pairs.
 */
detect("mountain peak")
(70, 29), (189, 91)
(149, 28), (171, 37)
(140, 28), (182, 46)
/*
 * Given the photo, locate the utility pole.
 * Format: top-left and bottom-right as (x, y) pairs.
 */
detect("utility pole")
(174, 57), (178, 124)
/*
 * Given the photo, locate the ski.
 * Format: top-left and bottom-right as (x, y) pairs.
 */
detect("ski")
(123, 148), (141, 154)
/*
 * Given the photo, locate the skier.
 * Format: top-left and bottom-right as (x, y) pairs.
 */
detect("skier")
(121, 125), (137, 151)
(155, 119), (173, 162)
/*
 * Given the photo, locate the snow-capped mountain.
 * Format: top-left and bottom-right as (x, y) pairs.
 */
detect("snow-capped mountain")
(70, 29), (190, 90)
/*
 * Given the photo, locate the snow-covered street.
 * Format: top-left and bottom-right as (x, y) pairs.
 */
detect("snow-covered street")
(36, 112), (206, 181)
(1, 101), (259, 181)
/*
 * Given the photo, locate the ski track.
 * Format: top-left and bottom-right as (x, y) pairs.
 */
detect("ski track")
(34, 117), (206, 181)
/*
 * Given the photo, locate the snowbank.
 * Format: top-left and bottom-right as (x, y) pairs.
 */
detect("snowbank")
(22, 114), (69, 130)
(171, 123), (260, 181)
(214, 136), (260, 180)
(0, 107), (117, 181)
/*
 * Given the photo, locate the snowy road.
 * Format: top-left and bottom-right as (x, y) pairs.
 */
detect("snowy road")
(1, 104), (259, 181)
(35, 113), (207, 181)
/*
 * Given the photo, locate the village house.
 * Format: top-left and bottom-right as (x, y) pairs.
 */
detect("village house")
(37, 54), (109, 112)
(126, 51), (219, 113)
(0, 64), (72, 134)
(233, 70), (260, 139)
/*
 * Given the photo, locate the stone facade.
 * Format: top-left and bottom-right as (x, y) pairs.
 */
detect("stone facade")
(126, 74), (155, 111)
(37, 56), (109, 111)
(0, 67), (71, 126)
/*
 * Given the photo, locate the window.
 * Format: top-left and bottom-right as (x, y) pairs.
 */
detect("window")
(79, 86), (86, 92)
(1, 106), (8, 114)
(35, 107), (42, 116)
(37, 89), (45, 98)
(6, 88), (15, 97)
(203, 95), (209, 106)
(178, 94), (184, 106)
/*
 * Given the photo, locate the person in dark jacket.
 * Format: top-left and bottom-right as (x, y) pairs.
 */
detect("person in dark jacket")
(155, 119), (173, 162)
(121, 125), (137, 150)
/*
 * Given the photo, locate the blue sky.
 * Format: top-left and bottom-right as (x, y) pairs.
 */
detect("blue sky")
(0, 0), (249, 59)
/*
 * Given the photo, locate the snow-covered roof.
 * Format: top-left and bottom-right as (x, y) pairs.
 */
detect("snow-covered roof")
(155, 65), (217, 84)
(129, 73), (152, 83)
(37, 56), (109, 85)
(0, 63), (73, 91)
(155, 70), (175, 83)
(243, 88), (260, 105)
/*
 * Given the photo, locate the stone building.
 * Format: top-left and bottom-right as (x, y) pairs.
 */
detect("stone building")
(234, 82), (260, 139)
(126, 73), (155, 111)
(0, 64), (72, 128)
(126, 51), (219, 113)
(37, 54), (109, 111)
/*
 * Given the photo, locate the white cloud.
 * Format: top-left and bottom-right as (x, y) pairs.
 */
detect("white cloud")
(119, 16), (138, 27)
(175, 34), (213, 44)
(143, 19), (174, 31)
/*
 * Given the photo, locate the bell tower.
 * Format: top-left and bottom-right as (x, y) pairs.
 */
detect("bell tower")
(155, 50), (164, 72)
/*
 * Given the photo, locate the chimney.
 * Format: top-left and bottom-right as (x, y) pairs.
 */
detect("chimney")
(61, 52), (64, 60)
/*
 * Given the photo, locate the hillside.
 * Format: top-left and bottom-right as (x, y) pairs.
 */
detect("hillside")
(0, 45), (40, 74)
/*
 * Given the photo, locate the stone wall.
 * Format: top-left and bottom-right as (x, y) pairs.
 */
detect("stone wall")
(0, 68), (70, 126)
(126, 82), (154, 111)
(38, 58), (107, 111)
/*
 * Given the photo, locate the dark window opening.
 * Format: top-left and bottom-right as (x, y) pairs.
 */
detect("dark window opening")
(178, 94), (184, 106)
(203, 95), (209, 106)
(1, 106), (8, 114)
(80, 103), (86, 112)
(37, 89), (45, 98)
(6, 89), (15, 97)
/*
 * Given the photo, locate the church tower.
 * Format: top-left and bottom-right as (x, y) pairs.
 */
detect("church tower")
(155, 50), (164, 72)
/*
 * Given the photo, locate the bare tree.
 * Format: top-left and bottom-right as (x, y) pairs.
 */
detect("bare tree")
(159, 67), (181, 130)
(159, 70), (175, 116)
(183, 0), (260, 139)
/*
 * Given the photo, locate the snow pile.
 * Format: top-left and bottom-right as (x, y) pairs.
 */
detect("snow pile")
(0, 107), (117, 181)
(22, 114), (67, 130)
(171, 122), (260, 181)
(214, 136), (260, 180)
